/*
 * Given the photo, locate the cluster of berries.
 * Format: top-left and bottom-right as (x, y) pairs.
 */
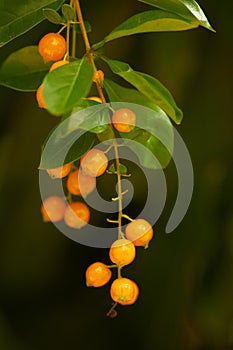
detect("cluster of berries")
(37, 32), (154, 313)
(41, 147), (153, 311)
(42, 160), (153, 309)
(36, 32), (107, 109)
(86, 216), (153, 310)
(41, 148), (108, 228)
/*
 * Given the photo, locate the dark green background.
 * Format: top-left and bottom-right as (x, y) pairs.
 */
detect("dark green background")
(0, 0), (233, 349)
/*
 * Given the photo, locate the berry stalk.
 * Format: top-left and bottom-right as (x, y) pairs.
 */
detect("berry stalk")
(73, 0), (126, 280)
(73, 0), (125, 227)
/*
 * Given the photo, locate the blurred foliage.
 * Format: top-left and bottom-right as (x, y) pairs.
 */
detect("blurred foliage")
(0, 0), (233, 349)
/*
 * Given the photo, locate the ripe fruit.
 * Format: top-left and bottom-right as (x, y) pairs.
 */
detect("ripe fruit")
(36, 84), (47, 109)
(110, 277), (139, 305)
(109, 238), (136, 266)
(64, 202), (90, 229)
(125, 219), (154, 248)
(85, 262), (112, 287)
(46, 163), (72, 179)
(41, 196), (66, 222)
(81, 149), (108, 177)
(112, 108), (136, 133)
(49, 60), (69, 72)
(38, 33), (66, 61)
(66, 169), (96, 197)
(93, 70), (104, 84)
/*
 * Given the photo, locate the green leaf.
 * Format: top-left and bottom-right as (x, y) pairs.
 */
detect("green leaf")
(102, 58), (183, 124)
(119, 164), (128, 175)
(103, 83), (174, 168)
(62, 4), (75, 21)
(62, 104), (110, 136)
(39, 101), (173, 170)
(89, 108), (110, 134)
(39, 104), (112, 169)
(108, 163), (116, 174)
(64, 132), (96, 165)
(138, 0), (215, 32)
(43, 8), (64, 24)
(40, 130), (96, 169)
(74, 20), (92, 34)
(122, 129), (172, 169)
(61, 99), (101, 121)
(43, 58), (94, 116)
(65, 100), (110, 134)
(104, 78), (163, 111)
(96, 126), (115, 143)
(0, 0), (65, 47)
(65, 100), (113, 138)
(111, 102), (173, 169)
(108, 163), (128, 175)
(0, 46), (51, 91)
(93, 10), (196, 49)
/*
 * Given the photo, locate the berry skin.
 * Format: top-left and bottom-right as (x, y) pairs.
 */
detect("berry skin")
(109, 238), (136, 266)
(110, 277), (139, 305)
(125, 219), (154, 248)
(46, 163), (72, 179)
(85, 262), (112, 287)
(38, 33), (66, 62)
(36, 84), (47, 109)
(64, 202), (90, 229)
(112, 108), (136, 133)
(66, 169), (96, 197)
(49, 60), (69, 72)
(93, 70), (104, 85)
(41, 196), (66, 222)
(81, 149), (108, 177)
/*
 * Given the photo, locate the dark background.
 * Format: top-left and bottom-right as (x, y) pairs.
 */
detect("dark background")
(0, 0), (233, 349)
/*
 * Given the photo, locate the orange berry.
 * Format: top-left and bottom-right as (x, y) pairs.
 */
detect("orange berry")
(80, 149), (108, 177)
(64, 202), (90, 229)
(85, 262), (112, 287)
(125, 219), (154, 248)
(41, 196), (66, 222)
(66, 169), (96, 197)
(112, 108), (136, 133)
(49, 60), (69, 72)
(36, 84), (47, 109)
(110, 277), (139, 305)
(87, 96), (102, 103)
(109, 238), (136, 266)
(38, 33), (66, 62)
(46, 163), (72, 179)
(93, 70), (104, 84)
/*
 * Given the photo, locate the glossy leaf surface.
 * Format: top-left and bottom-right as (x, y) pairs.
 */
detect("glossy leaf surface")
(43, 58), (94, 115)
(103, 58), (183, 124)
(0, 46), (51, 91)
(0, 0), (65, 47)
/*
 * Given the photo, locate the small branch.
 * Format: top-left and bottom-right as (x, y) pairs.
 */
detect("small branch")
(104, 144), (113, 154)
(112, 190), (128, 201)
(74, 0), (91, 51)
(106, 302), (118, 319)
(73, 0), (128, 247)
(107, 218), (119, 224)
(66, 22), (71, 60)
(122, 214), (134, 222)
(57, 24), (67, 35)
(71, 3), (77, 57)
